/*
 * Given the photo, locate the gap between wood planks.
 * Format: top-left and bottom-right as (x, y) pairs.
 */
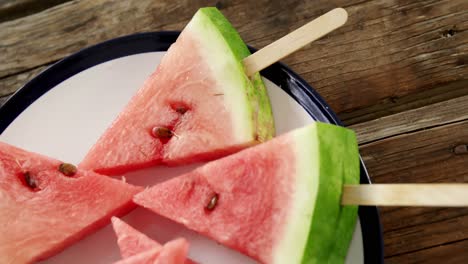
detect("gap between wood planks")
(0, 64), (50, 98)
(341, 79), (468, 126)
(385, 238), (468, 263)
(384, 214), (468, 258)
(351, 93), (468, 145)
(386, 237), (468, 260)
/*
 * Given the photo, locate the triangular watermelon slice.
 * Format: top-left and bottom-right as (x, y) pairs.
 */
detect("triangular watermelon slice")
(113, 238), (189, 264)
(0, 141), (142, 264)
(80, 7), (274, 175)
(134, 123), (360, 263)
(113, 248), (162, 264)
(111, 217), (161, 258)
(111, 217), (195, 264)
(153, 238), (189, 264)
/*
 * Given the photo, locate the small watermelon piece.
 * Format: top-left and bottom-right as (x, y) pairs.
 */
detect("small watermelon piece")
(153, 238), (189, 264)
(0, 141), (142, 264)
(80, 7), (274, 175)
(111, 217), (161, 258)
(111, 217), (195, 264)
(134, 122), (360, 263)
(113, 238), (189, 264)
(113, 248), (162, 264)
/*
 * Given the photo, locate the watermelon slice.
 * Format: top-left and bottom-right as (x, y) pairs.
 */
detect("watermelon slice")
(154, 238), (189, 264)
(111, 217), (161, 258)
(113, 248), (162, 264)
(134, 122), (360, 263)
(80, 7), (274, 175)
(113, 238), (189, 264)
(111, 217), (195, 263)
(0, 141), (142, 264)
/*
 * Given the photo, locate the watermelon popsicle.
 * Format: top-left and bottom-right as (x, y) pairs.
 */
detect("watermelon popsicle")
(134, 122), (360, 264)
(79, 7), (275, 176)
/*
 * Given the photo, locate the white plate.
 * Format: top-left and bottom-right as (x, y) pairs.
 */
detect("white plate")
(0, 32), (381, 263)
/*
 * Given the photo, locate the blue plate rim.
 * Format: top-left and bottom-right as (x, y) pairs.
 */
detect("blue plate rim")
(0, 31), (384, 263)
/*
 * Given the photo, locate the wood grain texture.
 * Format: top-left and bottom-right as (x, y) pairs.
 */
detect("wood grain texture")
(341, 79), (468, 125)
(380, 207), (468, 233)
(351, 93), (468, 144)
(0, 95), (10, 106)
(0, 65), (48, 98)
(0, 0), (467, 115)
(383, 212), (468, 257)
(386, 239), (468, 264)
(0, 0), (70, 23)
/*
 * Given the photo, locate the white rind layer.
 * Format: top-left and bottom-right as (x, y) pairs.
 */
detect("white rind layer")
(184, 11), (254, 144)
(272, 125), (319, 264)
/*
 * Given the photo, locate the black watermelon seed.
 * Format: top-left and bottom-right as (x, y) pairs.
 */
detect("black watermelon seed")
(152, 127), (174, 139)
(58, 163), (77, 176)
(175, 105), (188, 114)
(24, 172), (38, 189)
(205, 193), (219, 211)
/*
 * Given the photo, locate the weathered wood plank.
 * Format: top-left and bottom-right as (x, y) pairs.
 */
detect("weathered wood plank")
(384, 213), (468, 257)
(0, 65), (48, 99)
(380, 207), (468, 233)
(0, 95), (9, 106)
(360, 120), (468, 184)
(341, 79), (468, 125)
(0, 0), (70, 23)
(0, 0), (467, 116)
(386, 238), (468, 264)
(351, 92), (468, 144)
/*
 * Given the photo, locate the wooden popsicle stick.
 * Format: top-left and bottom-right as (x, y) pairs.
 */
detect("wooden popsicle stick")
(342, 184), (468, 207)
(243, 8), (348, 76)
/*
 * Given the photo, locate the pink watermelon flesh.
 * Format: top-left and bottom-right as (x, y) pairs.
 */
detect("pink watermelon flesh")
(111, 216), (162, 258)
(0, 141), (142, 264)
(79, 8), (274, 176)
(113, 238), (189, 264)
(155, 238), (189, 264)
(113, 248), (161, 264)
(134, 131), (297, 263)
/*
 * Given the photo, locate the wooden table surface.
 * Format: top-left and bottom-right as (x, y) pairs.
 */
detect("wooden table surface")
(1, 0), (467, 262)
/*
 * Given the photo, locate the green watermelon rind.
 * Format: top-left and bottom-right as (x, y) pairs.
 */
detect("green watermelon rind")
(189, 7), (275, 142)
(328, 205), (359, 263)
(273, 123), (359, 264)
(328, 156), (359, 263)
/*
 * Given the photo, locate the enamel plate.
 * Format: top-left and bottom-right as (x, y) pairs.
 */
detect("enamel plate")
(0, 32), (383, 264)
